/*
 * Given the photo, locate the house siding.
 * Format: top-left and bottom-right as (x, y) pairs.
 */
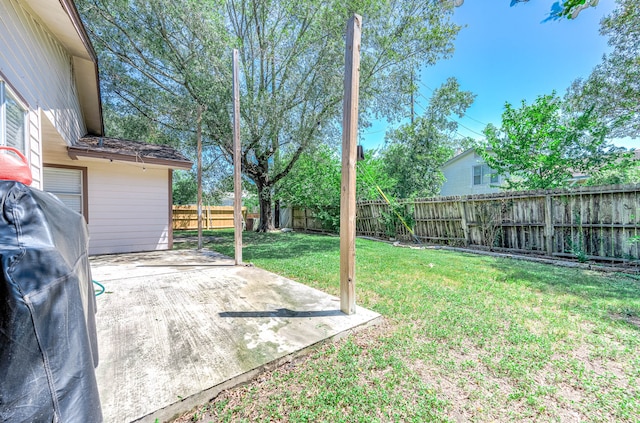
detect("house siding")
(440, 151), (503, 196)
(88, 163), (170, 254)
(44, 142), (171, 254)
(0, 0), (86, 187)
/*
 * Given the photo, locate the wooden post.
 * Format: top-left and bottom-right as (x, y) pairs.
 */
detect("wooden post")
(340, 14), (362, 315)
(232, 49), (243, 265)
(196, 104), (203, 250)
(545, 193), (554, 255)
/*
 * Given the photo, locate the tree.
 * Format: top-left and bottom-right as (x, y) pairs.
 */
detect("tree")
(172, 170), (198, 205)
(355, 149), (397, 202)
(565, 0), (639, 138)
(77, 0), (461, 231)
(480, 92), (621, 190)
(509, 0), (601, 19)
(585, 152), (640, 186)
(275, 145), (395, 231)
(383, 77), (475, 199)
(275, 145), (341, 231)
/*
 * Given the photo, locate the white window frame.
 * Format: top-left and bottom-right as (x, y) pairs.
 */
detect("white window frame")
(473, 164), (499, 186)
(0, 80), (28, 155)
(43, 165), (88, 222)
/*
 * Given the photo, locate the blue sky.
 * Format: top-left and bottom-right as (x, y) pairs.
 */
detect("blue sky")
(360, 0), (638, 151)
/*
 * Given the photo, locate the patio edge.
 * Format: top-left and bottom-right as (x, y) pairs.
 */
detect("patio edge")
(135, 314), (384, 423)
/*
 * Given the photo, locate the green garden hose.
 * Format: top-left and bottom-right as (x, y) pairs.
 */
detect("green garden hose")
(93, 280), (105, 296)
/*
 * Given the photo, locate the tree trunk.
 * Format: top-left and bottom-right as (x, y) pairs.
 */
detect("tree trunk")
(257, 184), (274, 232)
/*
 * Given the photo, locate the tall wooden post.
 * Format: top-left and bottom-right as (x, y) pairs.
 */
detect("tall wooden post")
(196, 104), (203, 250)
(340, 14), (362, 315)
(233, 49), (243, 265)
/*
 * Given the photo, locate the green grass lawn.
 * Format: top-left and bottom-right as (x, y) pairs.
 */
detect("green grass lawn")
(175, 230), (640, 422)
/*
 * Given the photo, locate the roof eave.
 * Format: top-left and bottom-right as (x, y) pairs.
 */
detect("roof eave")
(67, 147), (193, 170)
(22, 0), (104, 136)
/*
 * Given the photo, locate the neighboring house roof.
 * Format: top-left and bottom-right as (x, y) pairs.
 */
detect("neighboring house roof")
(68, 136), (193, 170)
(441, 148), (478, 168)
(23, 0), (103, 136)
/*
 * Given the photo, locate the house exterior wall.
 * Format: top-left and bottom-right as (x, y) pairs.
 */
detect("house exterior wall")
(87, 163), (171, 255)
(44, 144), (172, 254)
(0, 0), (86, 188)
(440, 150), (503, 196)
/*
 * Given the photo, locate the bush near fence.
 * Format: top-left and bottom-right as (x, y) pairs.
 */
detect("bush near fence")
(173, 205), (247, 230)
(356, 184), (640, 265)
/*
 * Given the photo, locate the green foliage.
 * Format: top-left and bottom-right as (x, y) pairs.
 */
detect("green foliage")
(172, 170), (248, 206)
(380, 198), (414, 239)
(78, 0), (461, 231)
(276, 146), (399, 232)
(553, 0), (600, 19)
(585, 152), (640, 186)
(172, 170), (197, 205)
(565, 0), (640, 138)
(103, 103), (178, 147)
(356, 149), (397, 202)
(481, 92), (621, 191)
(383, 77), (475, 198)
(276, 145), (341, 231)
(511, 0), (600, 20)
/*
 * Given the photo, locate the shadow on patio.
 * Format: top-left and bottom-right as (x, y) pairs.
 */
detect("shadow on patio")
(90, 249), (380, 422)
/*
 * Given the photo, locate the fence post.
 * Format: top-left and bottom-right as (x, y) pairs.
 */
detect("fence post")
(545, 193), (554, 255)
(458, 198), (470, 246)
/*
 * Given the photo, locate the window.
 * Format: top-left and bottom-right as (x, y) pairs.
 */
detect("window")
(473, 164), (499, 185)
(43, 166), (87, 221)
(0, 81), (27, 153)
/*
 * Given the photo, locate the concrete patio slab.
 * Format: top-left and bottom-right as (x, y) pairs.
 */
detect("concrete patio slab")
(90, 250), (380, 423)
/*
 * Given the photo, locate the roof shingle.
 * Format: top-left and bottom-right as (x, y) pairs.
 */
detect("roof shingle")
(68, 136), (192, 170)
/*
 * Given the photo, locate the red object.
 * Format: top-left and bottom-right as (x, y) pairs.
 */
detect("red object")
(0, 146), (32, 186)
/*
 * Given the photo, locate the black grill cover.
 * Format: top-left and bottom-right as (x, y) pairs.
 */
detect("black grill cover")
(0, 181), (102, 422)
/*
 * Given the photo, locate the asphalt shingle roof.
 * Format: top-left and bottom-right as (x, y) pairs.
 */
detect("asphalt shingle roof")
(68, 136), (192, 170)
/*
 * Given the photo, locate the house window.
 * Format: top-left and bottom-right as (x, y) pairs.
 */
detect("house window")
(473, 164), (499, 185)
(0, 81), (27, 154)
(43, 166), (88, 221)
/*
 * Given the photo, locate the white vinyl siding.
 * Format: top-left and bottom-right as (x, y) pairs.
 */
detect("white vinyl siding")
(88, 163), (170, 255)
(43, 142), (173, 255)
(0, 0), (85, 147)
(0, 81), (27, 153)
(43, 166), (83, 215)
(440, 149), (504, 196)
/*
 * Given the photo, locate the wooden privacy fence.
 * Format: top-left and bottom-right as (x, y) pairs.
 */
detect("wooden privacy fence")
(173, 205), (247, 230)
(292, 207), (326, 231)
(356, 184), (640, 264)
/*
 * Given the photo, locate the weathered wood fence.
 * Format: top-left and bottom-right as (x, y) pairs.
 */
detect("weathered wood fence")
(356, 184), (640, 264)
(292, 207), (327, 231)
(172, 205), (247, 230)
